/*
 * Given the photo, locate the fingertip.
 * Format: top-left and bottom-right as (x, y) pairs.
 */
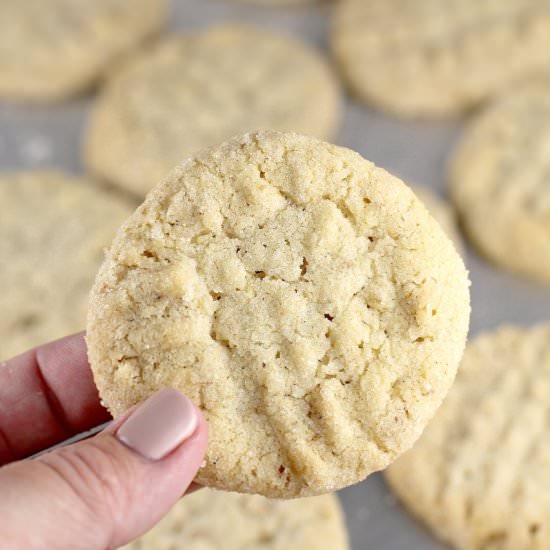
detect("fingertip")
(115, 389), (200, 461)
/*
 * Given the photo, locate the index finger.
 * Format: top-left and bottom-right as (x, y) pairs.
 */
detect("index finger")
(0, 332), (110, 465)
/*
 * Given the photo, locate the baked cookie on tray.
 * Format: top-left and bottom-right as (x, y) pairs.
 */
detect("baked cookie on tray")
(332, 0), (550, 117)
(0, 171), (132, 360)
(386, 324), (550, 550)
(0, 0), (168, 101)
(449, 78), (550, 284)
(123, 490), (349, 549)
(87, 131), (470, 498)
(85, 24), (341, 196)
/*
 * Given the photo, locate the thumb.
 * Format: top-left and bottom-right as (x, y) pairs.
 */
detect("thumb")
(0, 389), (208, 550)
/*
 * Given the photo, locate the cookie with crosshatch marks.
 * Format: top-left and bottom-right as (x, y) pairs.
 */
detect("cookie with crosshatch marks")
(87, 131), (470, 498)
(386, 325), (550, 550)
(124, 490), (349, 549)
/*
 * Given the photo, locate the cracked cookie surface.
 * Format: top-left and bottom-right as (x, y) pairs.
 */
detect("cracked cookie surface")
(0, 0), (167, 101)
(450, 79), (550, 284)
(332, 0), (550, 117)
(386, 325), (550, 550)
(88, 131), (470, 497)
(124, 489), (348, 549)
(85, 24), (341, 196)
(0, 171), (133, 360)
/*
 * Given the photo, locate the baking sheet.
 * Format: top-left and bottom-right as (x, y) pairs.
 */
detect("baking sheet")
(1, 1), (549, 548)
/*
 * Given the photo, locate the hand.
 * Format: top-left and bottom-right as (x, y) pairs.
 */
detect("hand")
(0, 333), (208, 549)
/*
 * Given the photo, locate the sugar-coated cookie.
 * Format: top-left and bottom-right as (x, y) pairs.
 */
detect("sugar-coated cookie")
(386, 324), (550, 550)
(85, 25), (341, 196)
(0, 0), (167, 101)
(0, 171), (132, 360)
(88, 131), (470, 498)
(332, 0), (550, 117)
(450, 79), (550, 284)
(123, 490), (349, 549)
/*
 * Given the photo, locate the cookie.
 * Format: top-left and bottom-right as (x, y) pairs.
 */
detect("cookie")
(386, 325), (550, 550)
(449, 79), (550, 284)
(0, 0), (167, 102)
(123, 490), (349, 549)
(0, 171), (132, 360)
(332, 0), (550, 117)
(413, 186), (463, 252)
(87, 131), (470, 498)
(85, 24), (341, 196)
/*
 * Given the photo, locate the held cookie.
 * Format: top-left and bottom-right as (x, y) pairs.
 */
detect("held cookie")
(0, 171), (133, 361)
(449, 79), (550, 284)
(87, 131), (470, 498)
(413, 186), (463, 253)
(0, 0), (167, 101)
(85, 24), (341, 196)
(124, 490), (349, 549)
(332, 0), (550, 117)
(386, 325), (550, 550)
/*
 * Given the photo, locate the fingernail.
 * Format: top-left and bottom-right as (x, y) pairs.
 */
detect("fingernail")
(116, 389), (198, 461)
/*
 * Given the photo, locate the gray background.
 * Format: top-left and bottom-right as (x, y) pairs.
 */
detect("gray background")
(1, 1), (549, 548)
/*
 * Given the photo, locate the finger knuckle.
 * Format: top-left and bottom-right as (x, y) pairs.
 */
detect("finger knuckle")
(41, 436), (137, 531)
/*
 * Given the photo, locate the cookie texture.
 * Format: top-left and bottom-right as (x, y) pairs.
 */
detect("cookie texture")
(0, 171), (132, 360)
(386, 325), (550, 550)
(450, 79), (550, 284)
(85, 24), (341, 196)
(332, 0), (550, 117)
(413, 186), (463, 252)
(124, 490), (349, 549)
(0, 0), (167, 101)
(87, 131), (470, 498)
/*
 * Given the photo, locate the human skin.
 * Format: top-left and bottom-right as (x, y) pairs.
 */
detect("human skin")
(0, 332), (208, 550)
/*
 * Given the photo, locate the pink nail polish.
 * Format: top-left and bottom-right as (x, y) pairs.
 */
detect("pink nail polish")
(116, 388), (198, 461)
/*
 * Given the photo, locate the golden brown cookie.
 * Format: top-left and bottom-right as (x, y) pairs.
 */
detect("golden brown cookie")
(85, 24), (341, 196)
(332, 0), (550, 117)
(0, 0), (167, 101)
(0, 171), (133, 360)
(123, 490), (349, 550)
(88, 131), (470, 498)
(450, 79), (550, 283)
(386, 325), (550, 550)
